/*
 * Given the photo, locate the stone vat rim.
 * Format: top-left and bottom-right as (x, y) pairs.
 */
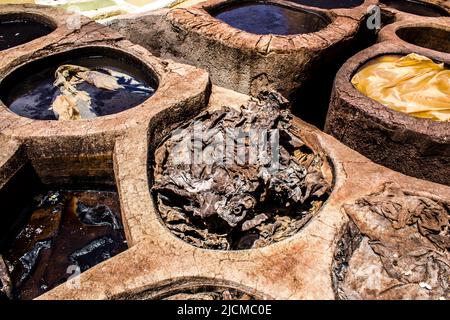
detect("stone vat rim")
(378, 18), (450, 56)
(331, 41), (450, 140)
(0, 41), (211, 140)
(166, 0), (377, 54)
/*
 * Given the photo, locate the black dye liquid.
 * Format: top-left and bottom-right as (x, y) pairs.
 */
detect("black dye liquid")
(289, 0), (364, 9)
(0, 56), (156, 120)
(212, 3), (329, 35)
(0, 19), (53, 51)
(380, 0), (449, 17)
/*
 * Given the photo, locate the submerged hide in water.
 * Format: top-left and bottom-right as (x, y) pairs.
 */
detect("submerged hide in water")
(352, 54), (450, 121)
(152, 92), (331, 250)
(51, 64), (124, 120)
(335, 183), (449, 299)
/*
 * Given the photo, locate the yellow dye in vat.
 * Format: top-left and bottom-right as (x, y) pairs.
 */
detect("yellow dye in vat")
(352, 53), (450, 121)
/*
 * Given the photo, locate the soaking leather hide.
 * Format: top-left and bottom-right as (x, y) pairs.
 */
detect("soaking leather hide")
(352, 54), (450, 121)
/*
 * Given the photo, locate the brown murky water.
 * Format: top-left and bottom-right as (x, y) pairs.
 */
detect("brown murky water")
(0, 18), (54, 51)
(0, 189), (127, 300)
(380, 0), (449, 17)
(211, 2), (329, 35)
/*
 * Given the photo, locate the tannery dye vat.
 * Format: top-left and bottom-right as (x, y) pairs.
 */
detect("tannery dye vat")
(2, 1), (450, 302)
(325, 42), (450, 186)
(211, 2), (328, 35)
(380, 0), (449, 17)
(351, 54), (450, 121)
(288, 0), (364, 9)
(0, 163), (127, 300)
(151, 92), (332, 250)
(0, 14), (54, 51)
(396, 26), (450, 54)
(107, 0), (371, 100)
(0, 47), (157, 120)
(332, 183), (449, 300)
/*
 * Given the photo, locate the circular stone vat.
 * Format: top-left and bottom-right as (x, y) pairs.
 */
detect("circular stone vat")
(150, 93), (333, 250)
(210, 2), (329, 35)
(396, 26), (450, 54)
(0, 13), (55, 51)
(380, 0), (449, 17)
(125, 0), (370, 101)
(325, 43), (450, 186)
(0, 47), (158, 120)
(289, 0), (364, 9)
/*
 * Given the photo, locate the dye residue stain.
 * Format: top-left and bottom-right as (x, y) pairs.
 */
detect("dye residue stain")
(1, 190), (127, 300)
(0, 19), (53, 51)
(380, 0), (449, 17)
(212, 3), (328, 35)
(3, 56), (156, 120)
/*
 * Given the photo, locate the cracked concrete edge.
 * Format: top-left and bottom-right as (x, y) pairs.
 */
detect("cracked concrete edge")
(36, 87), (450, 300)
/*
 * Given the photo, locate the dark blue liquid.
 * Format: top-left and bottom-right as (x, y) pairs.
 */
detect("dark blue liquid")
(1, 56), (156, 120)
(212, 3), (328, 35)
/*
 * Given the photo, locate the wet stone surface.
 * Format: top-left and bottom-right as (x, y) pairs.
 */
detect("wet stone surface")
(380, 0), (449, 17)
(333, 183), (450, 300)
(0, 18), (54, 51)
(0, 190), (127, 300)
(0, 56), (156, 120)
(152, 92), (331, 250)
(211, 2), (329, 35)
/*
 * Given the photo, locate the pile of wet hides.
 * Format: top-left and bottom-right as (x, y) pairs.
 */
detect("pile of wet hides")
(152, 92), (331, 250)
(334, 183), (449, 300)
